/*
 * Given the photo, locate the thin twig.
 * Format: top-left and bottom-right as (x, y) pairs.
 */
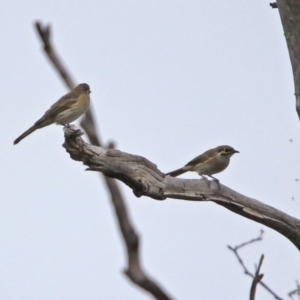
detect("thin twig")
(249, 255), (264, 300)
(235, 230), (264, 251)
(288, 280), (300, 299)
(228, 231), (283, 300)
(34, 21), (173, 300)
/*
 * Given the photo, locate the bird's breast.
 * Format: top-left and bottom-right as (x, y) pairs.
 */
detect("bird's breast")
(55, 94), (90, 124)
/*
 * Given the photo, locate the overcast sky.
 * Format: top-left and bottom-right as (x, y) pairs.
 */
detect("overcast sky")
(1, 1), (299, 299)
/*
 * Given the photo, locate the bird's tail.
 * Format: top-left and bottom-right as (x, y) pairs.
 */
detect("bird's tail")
(165, 167), (188, 177)
(14, 125), (39, 145)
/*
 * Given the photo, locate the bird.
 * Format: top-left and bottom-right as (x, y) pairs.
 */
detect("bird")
(165, 145), (239, 185)
(14, 83), (91, 145)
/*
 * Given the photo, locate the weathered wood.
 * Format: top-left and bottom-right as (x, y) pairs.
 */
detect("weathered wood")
(63, 126), (300, 251)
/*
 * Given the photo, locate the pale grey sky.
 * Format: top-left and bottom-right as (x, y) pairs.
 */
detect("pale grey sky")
(1, 1), (299, 299)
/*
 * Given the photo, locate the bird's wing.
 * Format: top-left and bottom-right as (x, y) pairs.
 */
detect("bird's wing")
(34, 92), (78, 125)
(186, 151), (215, 167)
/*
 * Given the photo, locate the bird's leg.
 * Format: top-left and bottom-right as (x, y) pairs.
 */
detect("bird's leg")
(62, 123), (83, 137)
(208, 175), (221, 190)
(200, 175), (211, 187)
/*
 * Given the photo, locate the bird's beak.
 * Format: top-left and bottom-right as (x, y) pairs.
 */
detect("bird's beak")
(234, 150), (240, 153)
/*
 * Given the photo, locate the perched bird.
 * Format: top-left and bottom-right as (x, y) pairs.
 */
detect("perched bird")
(166, 145), (239, 184)
(14, 83), (91, 145)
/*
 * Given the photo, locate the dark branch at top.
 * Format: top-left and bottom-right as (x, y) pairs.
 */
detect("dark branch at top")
(276, 1), (300, 120)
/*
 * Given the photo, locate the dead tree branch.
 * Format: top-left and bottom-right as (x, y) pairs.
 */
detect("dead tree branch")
(34, 21), (173, 300)
(63, 129), (300, 252)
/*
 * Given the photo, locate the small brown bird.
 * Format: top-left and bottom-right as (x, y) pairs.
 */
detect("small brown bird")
(166, 145), (239, 184)
(14, 83), (91, 145)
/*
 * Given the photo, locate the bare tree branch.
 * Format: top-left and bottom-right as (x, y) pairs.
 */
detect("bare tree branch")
(228, 231), (282, 300)
(34, 21), (173, 300)
(234, 230), (264, 251)
(106, 177), (172, 300)
(34, 22), (75, 89)
(275, 1), (300, 120)
(249, 255), (264, 300)
(63, 128), (300, 252)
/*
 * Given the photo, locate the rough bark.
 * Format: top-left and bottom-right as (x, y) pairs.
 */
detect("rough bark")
(63, 127), (300, 252)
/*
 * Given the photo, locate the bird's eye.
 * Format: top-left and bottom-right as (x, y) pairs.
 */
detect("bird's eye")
(220, 149), (231, 156)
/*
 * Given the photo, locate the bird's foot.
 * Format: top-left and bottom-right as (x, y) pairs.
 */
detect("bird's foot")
(201, 176), (211, 187)
(208, 176), (221, 190)
(63, 124), (83, 137)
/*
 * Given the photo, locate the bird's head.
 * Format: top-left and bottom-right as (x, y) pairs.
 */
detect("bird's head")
(77, 83), (91, 94)
(217, 145), (239, 158)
